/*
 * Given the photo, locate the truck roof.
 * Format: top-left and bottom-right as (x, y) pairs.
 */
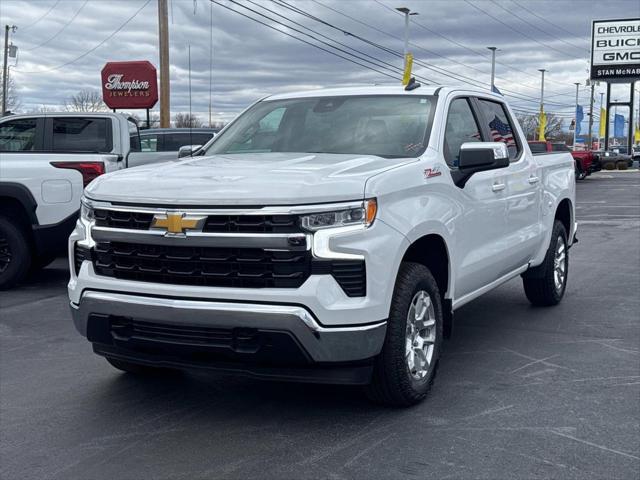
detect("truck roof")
(265, 84), (505, 101)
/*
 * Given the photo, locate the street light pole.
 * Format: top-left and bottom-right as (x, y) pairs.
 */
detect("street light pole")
(395, 7), (418, 71)
(600, 91), (605, 148)
(573, 82), (580, 150)
(487, 47), (497, 92)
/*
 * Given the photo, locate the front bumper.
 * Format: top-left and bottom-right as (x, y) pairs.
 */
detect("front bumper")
(70, 291), (387, 384)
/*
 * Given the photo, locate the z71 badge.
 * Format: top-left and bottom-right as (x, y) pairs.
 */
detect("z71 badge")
(424, 167), (442, 179)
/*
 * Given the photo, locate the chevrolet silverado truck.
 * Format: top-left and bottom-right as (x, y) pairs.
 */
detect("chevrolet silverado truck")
(68, 86), (576, 406)
(0, 112), (142, 289)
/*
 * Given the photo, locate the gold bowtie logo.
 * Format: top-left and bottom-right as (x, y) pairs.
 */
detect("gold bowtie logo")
(151, 213), (206, 234)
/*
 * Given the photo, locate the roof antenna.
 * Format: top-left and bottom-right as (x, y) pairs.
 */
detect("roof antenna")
(405, 77), (421, 91)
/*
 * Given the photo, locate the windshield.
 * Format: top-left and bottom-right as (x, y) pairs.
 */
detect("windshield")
(205, 95), (435, 158)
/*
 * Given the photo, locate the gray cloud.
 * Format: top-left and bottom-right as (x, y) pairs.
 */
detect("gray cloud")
(2, 0), (639, 123)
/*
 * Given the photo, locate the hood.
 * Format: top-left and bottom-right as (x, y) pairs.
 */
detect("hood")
(86, 152), (415, 205)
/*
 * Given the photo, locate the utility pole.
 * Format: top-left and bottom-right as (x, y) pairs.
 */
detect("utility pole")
(572, 82), (580, 150)
(208, 1), (213, 128)
(487, 47), (497, 92)
(587, 82), (595, 150)
(396, 7), (417, 71)
(2, 25), (17, 116)
(158, 0), (170, 128)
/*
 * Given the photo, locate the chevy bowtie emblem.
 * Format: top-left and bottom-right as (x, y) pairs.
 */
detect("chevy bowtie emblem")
(151, 213), (206, 234)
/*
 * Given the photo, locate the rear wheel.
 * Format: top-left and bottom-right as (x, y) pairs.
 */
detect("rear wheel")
(523, 220), (568, 306)
(365, 262), (443, 407)
(0, 216), (31, 290)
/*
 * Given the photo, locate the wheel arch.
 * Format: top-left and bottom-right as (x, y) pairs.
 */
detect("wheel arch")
(555, 197), (572, 240)
(398, 233), (453, 338)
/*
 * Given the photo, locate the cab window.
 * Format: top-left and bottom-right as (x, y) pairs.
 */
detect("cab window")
(51, 117), (111, 152)
(476, 100), (520, 161)
(0, 118), (39, 151)
(443, 98), (482, 168)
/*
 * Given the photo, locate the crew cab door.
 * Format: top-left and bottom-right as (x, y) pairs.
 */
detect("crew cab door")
(443, 97), (508, 298)
(475, 99), (541, 270)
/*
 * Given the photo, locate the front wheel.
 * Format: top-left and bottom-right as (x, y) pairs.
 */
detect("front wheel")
(365, 262), (443, 407)
(522, 220), (569, 306)
(0, 216), (31, 290)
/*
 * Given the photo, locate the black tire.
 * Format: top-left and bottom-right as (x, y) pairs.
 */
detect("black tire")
(106, 357), (176, 376)
(523, 220), (568, 306)
(0, 216), (31, 290)
(617, 161), (628, 170)
(365, 262), (443, 407)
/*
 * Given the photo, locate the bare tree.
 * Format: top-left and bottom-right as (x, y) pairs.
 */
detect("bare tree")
(130, 111), (160, 129)
(516, 112), (563, 140)
(65, 89), (107, 112)
(1, 75), (21, 113)
(173, 112), (203, 128)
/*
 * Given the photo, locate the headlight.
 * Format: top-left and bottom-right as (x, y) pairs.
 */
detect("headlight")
(301, 199), (377, 231)
(80, 198), (94, 222)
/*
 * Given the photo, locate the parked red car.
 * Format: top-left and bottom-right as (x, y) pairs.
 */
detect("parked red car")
(528, 141), (600, 180)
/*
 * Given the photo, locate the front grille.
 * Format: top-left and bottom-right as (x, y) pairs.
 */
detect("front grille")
(203, 215), (302, 233)
(91, 242), (366, 296)
(94, 209), (303, 234)
(94, 209), (154, 230)
(93, 242), (311, 289)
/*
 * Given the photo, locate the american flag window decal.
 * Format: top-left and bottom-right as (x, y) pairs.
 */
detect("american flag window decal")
(478, 100), (520, 160)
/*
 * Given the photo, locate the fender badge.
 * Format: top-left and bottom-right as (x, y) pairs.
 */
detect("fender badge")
(424, 167), (442, 179)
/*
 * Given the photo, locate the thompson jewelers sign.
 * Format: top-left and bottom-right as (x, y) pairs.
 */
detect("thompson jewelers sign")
(590, 18), (640, 82)
(101, 61), (158, 109)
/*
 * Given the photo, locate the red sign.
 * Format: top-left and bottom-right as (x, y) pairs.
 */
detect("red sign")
(101, 61), (158, 109)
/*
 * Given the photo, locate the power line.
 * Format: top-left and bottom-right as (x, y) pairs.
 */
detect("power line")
(463, 0), (581, 60)
(225, 0), (415, 81)
(274, 0), (575, 107)
(20, 0), (61, 31)
(14, 0), (151, 74)
(209, 1), (400, 81)
(488, 0), (587, 52)
(22, 0), (90, 52)
(372, 0), (569, 89)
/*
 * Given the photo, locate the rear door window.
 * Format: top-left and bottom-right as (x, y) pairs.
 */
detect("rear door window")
(51, 117), (112, 152)
(476, 100), (520, 161)
(0, 118), (40, 151)
(128, 119), (141, 152)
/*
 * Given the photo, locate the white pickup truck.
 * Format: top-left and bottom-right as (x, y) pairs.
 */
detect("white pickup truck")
(68, 86), (576, 406)
(0, 112), (144, 288)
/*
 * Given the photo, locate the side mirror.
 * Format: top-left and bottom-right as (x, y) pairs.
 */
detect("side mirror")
(452, 142), (510, 188)
(177, 144), (203, 158)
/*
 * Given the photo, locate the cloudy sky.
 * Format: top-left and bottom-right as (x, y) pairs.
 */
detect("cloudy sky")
(1, 0), (639, 125)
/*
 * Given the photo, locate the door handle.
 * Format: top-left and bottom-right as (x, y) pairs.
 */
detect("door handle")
(492, 182), (506, 192)
(528, 176), (540, 184)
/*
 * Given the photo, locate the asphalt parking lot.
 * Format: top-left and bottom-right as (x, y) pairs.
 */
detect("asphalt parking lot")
(1, 172), (639, 480)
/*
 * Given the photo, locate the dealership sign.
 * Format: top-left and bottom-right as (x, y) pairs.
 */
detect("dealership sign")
(101, 61), (158, 109)
(590, 18), (640, 82)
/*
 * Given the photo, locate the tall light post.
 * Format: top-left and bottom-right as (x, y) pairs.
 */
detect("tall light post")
(572, 82), (580, 150)
(2, 24), (17, 116)
(487, 47), (497, 92)
(395, 7), (418, 71)
(538, 69), (546, 140)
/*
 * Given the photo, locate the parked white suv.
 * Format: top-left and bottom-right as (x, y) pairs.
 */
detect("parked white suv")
(68, 86), (576, 406)
(0, 112), (141, 288)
